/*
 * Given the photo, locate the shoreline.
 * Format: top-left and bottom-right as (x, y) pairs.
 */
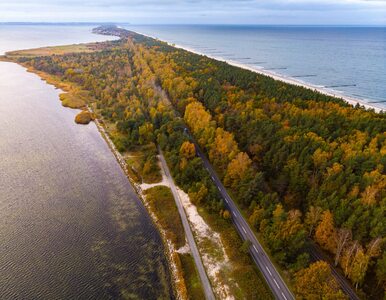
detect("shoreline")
(130, 29), (384, 113)
(88, 110), (186, 300)
(0, 60), (180, 299)
(2, 45), (232, 300)
(6, 61), (184, 300)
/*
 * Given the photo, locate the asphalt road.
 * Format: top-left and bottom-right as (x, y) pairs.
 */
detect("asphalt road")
(194, 144), (295, 300)
(158, 149), (215, 300)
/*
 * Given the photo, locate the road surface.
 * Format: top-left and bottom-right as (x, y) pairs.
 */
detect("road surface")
(186, 128), (357, 300)
(194, 143), (295, 300)
(158, 149), (215, 300)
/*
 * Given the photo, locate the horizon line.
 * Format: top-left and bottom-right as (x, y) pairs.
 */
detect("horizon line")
(1, 22), (385, 27)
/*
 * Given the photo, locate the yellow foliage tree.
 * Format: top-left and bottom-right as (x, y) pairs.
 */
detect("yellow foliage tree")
(180, 141), (196, 159)
(280, 209), (303, 238)
(209, 127), (239, 170)
(184, 101), (212, 134)
(222, 210), (231, 220)
(312, 148), (331, 169)
(224, 152), (253, 189)
(315, 210), (337, 254)
(348, 247), (370, 289)
(305, 206), (323, 237)
(295, 261), (346, 299)
(188, 184), (208, 205)
(138, 122), (154, 145)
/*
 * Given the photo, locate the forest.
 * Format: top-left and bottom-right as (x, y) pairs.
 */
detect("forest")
(10, 28), (385, 299)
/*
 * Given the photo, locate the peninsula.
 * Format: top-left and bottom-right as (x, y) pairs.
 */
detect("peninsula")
(2, 25), (385, 300)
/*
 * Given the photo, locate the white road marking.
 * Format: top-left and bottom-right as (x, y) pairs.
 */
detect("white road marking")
(265, 266), (272, 276)
(274, 278), (280, 289)
(224, 198), (228, 203)
(253, 245), (259, 253)
(242, 226), (247, 234)
(282, 292), (288, 300)
(232, 211), (237, 217)
(211, 176), (215, 180)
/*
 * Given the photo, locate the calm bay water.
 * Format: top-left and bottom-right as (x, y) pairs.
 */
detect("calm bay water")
(125, 25), (386, 109)
(0, 26), (173, 299)
(0, 25), (117, 55)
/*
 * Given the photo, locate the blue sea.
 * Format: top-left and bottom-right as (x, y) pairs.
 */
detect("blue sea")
(124, 25), (386, 109)
(0, 24), (385, 108)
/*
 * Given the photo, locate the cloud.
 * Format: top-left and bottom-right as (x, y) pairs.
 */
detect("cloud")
(0, 0), (385, 24)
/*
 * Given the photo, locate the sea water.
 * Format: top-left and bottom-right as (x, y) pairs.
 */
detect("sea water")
(125, 25), (386, 109)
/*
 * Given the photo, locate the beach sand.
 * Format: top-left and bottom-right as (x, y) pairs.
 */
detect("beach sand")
(132, 30), (384, 113)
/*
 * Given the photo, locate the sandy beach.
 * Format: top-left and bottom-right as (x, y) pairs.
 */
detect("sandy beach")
(131, 29), (384, 113)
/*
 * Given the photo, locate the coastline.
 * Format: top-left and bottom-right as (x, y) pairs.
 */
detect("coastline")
(0, 59), (178, 298)
(2, 45), (239, 300)
(88, 109), (186, 300)
(130, 29), (384, 113)
(3, 27), (383, 299)
(4, 60), (184, 300)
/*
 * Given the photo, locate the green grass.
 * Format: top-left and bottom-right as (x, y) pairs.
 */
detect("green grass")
(145, 186), (185, 249)
(179, 253), (205, 300)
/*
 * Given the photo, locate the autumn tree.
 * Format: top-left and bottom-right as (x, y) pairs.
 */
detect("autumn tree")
(341, 241), (360, 277)
(339, 237), (383, 288)
(180, 141), (196, 159)
(315, 210), (337, 254)
(139, 122), (154, 144)
(294, 261), (346, 299)
(20, 30), (386, 295)
(305, 206), (323, 237)
(188, 183), (208, 205)
(209, 127), (239, 170)
(263, 204), (306, 265)
(349, 247), (369, 289)
(375, 252), (386, 294)
(222, 210), (231, 220)
(224, 152), (253, 189)
(184, 101), (212, 135)
(334, 228), (352, 266)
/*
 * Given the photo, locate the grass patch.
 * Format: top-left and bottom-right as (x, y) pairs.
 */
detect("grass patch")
(125, 153), (143, 183)
(4, 43), (101, 57)
(145, 186), (185, 249)
(59, 92), (86, 109)
(124, 144), (162, 184)
(75, 110), (94, 124)
(179, 253), (205, 300)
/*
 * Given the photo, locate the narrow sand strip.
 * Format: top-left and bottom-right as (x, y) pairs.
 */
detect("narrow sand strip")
(131, 30), (384, 113)
(140, 155), (235, 299)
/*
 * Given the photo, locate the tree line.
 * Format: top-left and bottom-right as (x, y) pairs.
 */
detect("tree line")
(17, 31), (385, 299)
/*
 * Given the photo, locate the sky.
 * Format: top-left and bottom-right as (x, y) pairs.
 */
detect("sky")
(0, 0), (385, 25)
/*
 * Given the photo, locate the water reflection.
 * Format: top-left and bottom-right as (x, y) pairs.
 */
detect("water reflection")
(0, 62), (173, 299)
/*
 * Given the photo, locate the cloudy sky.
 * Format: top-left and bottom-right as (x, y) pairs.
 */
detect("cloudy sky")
(0, 0), (385, 25)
